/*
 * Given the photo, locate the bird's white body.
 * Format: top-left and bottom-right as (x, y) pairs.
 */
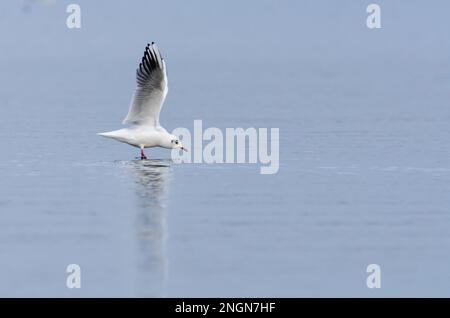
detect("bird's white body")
(98, 42), (186, 158)
(98, 125), (172, 149)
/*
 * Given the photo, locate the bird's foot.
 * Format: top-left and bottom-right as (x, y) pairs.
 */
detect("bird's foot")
(140, 148), (148, 160)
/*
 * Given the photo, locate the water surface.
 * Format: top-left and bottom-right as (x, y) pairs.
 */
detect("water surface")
(1, 0), (450, 297)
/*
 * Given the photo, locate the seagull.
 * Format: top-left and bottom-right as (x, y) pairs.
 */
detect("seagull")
(98, 42), (187, 159)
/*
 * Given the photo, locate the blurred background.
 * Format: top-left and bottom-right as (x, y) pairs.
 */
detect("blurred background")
(0, 0), (450, 296)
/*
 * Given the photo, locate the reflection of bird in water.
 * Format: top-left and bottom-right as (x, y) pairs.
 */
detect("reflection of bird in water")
(125, 159), (172, 297)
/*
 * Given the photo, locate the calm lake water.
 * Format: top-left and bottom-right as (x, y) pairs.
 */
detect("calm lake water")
(1, 0), (450, 297)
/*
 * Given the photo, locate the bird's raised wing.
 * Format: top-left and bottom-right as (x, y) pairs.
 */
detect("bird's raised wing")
(123, 42), (168, 126)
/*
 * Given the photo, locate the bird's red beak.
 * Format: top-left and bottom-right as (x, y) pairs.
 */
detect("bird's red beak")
(181, 147), (188, 152)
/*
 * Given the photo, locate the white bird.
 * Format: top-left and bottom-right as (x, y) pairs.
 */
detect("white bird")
(98, 42), (187, 159)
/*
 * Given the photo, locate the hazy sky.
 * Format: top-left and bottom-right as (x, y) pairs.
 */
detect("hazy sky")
(1, 0), (449, 64)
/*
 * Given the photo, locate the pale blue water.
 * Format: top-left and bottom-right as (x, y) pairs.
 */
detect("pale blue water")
(1, 0), (450, 297)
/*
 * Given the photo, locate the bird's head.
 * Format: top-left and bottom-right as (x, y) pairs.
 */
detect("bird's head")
(170, 135), (188, 152)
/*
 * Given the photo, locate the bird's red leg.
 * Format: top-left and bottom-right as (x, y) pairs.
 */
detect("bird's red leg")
(140, 148), (147, 160)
